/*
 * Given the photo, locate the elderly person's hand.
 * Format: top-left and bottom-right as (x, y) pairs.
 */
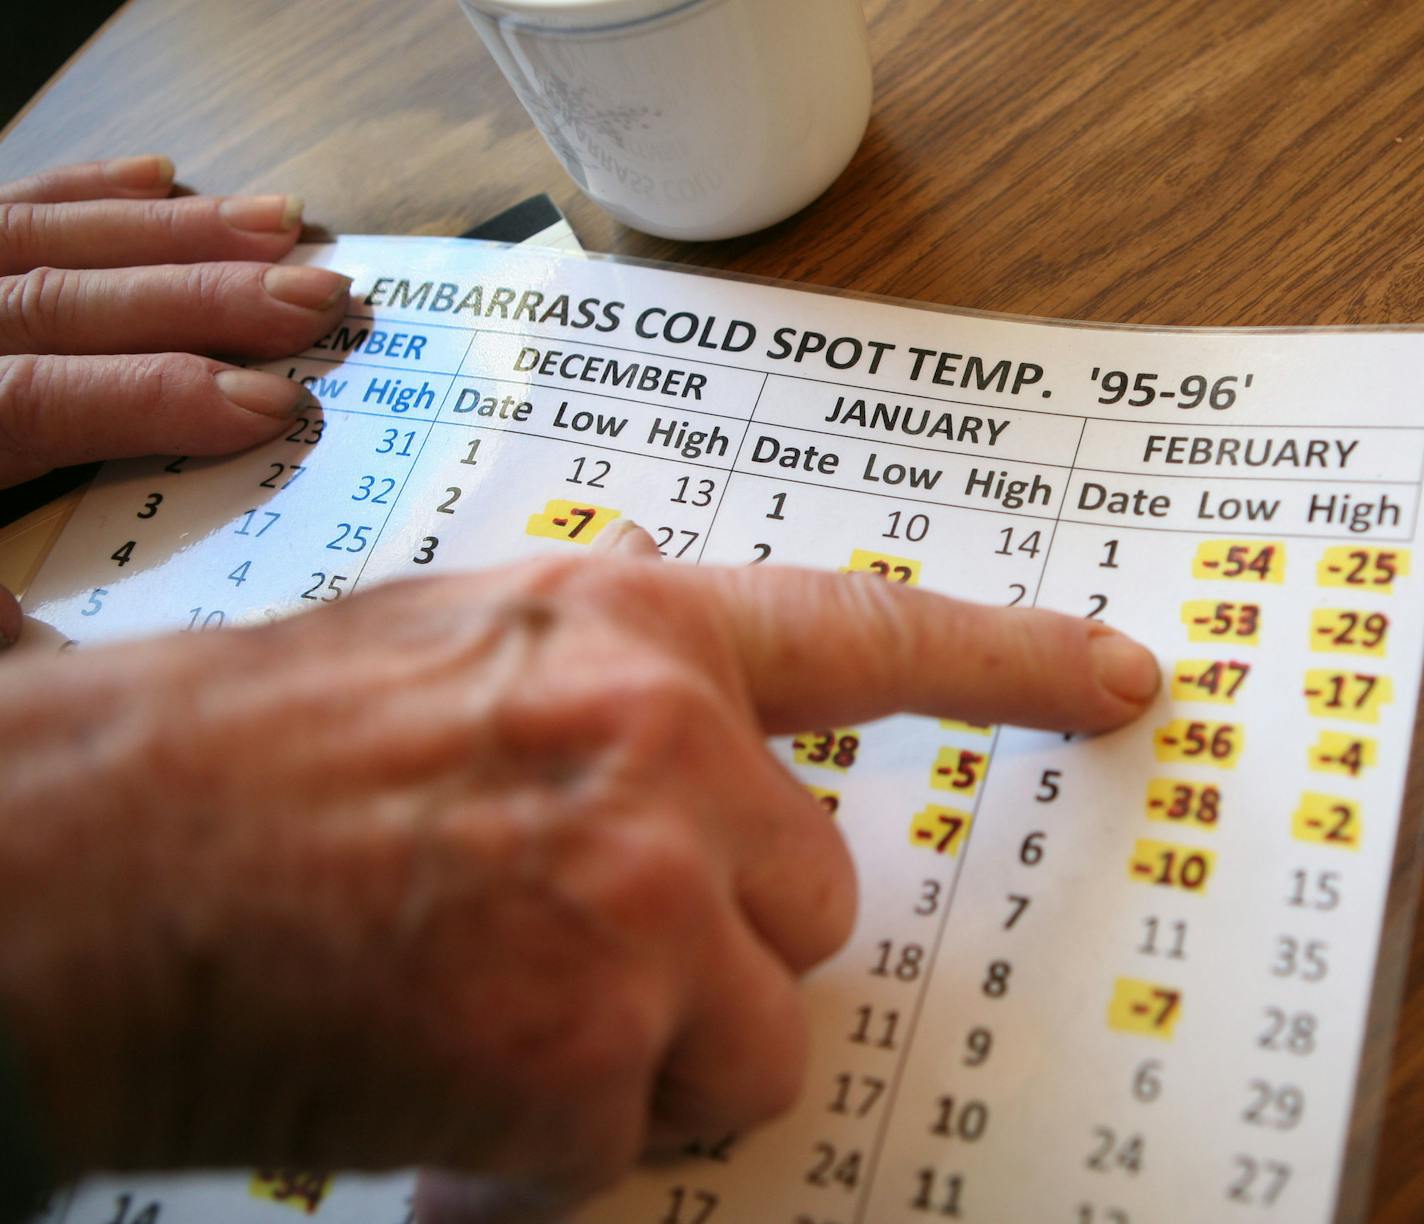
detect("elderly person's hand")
(0, 155), (351, 650)
(0, 154), (349, 487)
(0, 158), (1160, 1221)
(0, 531), (1158, 1222)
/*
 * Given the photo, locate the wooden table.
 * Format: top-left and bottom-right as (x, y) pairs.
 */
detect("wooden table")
(4, 0), (1423, 1217)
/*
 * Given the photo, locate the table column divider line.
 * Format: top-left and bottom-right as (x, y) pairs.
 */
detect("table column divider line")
(850, 717), (1006, 1224)
(692, 371), (769, 564)
(1028, 416), (1089, 610)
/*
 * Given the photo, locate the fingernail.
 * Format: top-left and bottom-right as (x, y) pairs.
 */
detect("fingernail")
(262, 265), (351, 312)
(597, 518), (635, 544)
(594, 518), (644, 552)
(215, 369), (318, 420)
(1089, 628), (1160, 703)
(102, 154), (174, 191)
(219, 194), (304, 233)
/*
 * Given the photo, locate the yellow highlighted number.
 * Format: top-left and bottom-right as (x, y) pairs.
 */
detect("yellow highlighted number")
(908, 805), (973, 856)
(1145, 779), (1221, 829)
(525, 499), (620, 544)
(1128, 839), (1215, 893)
(1108, 978), (1183, 1040)
(1302, 670), (1392, 723)
(1318, 546), (1409, 592)
(1292, 793), (1362, 850)
(930, 746), (989, 796)
(1153, 719), (1242, 767)
(791, 729), (861, 772)
(843, 548), (921, 585)
(1308, 731), (1376, 778)
(939, 718), (994, 736)
(1310, 609), (1390, 656)
(1181, 599), (1261, 644)
(249, 1171), (331, 1216)
(806, 785), (842, 818)
(1193, 540), (1284, 583)
(1171, 659), (1251, 704)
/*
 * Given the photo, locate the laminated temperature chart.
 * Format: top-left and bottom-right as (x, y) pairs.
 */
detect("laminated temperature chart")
(20, 237), (1424, 1224)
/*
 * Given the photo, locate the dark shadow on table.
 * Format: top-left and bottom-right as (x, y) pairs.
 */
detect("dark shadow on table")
(3, 1), (124, 127)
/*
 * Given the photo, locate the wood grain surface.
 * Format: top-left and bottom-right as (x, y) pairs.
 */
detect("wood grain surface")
(3, 0), (1424, 1218)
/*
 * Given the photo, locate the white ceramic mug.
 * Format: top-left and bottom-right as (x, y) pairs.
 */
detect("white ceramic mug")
(455, 0), (873, 240)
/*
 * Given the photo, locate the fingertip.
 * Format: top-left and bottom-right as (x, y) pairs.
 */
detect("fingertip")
(0, 352), (317, 485)
(218, 194), (304, 234)
(594, 519), (663, 559)
(213, 367), (317, 422)
(1086, 625), (1161, 710)
(262, 264), (352, 312)
(767, 789), (859, 973)
(242, 263), (352, 359)
(101, 154), (174, 195)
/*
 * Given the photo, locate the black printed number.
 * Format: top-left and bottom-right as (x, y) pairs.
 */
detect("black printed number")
(654, 527), (700, 558)
(300, 572), (349, 602)
(259, 463), (305, 490)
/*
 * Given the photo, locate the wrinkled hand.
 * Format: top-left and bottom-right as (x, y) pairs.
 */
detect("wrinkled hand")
(0, 154), (350, 489)
(0, 533), (1158, 1221)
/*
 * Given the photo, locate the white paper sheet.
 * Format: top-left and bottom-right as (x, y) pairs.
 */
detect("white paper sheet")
(23, 236), (1424, 1224)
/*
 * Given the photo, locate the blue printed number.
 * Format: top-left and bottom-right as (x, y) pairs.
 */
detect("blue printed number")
(352, 476), (397, 504)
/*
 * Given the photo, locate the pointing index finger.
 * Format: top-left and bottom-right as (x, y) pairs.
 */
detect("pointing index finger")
(693, 566), (1159, 734)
